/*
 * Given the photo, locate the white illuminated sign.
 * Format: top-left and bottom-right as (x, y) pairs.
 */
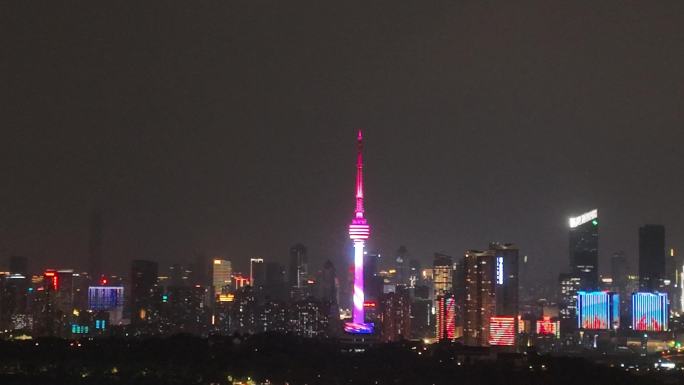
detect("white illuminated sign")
(569, 209), (598, 228)
(496, 257), (504, 285)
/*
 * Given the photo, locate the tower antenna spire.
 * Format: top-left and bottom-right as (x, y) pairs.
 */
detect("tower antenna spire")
(345, 129), (373, 334)
(355, 129), (365, 218)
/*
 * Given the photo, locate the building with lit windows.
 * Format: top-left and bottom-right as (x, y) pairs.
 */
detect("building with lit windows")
(569, 209), (599, 290)
(212, 259), (232, 299)
(432, 254), (453, 297)
(380, 287), (411, 342)
(558, 273), (582, 334)
(289, 298), (329, 338)
(435, 292), (456, 341)
(289, 244), (308, 289)
(462, 250), (495, 346)
(130, 260), (159, 325)
(250, 258), (265, 288)
(490, 243), (519, 321)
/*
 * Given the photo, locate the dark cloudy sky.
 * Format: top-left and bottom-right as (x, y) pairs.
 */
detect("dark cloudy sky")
(2, 1), (683, 281)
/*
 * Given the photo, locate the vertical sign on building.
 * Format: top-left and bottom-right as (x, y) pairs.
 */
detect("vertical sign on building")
(496, 256), (504, 285)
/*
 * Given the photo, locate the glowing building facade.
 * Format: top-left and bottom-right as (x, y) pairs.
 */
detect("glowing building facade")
(462, 250), (496, 346)
(436, 293), (456, 341)
(88, 286), (124, 325)
(536, 317), (560, 337)
(576, 291), (619, 330)
(344, 130), (374, 334)
(489, 316), (516, 346)
(212, 259), (232, 299)
(632, 292), (668, 332)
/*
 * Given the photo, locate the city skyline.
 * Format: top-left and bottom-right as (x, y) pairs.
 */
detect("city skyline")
(4, 1), (684, 283)
(4, 2), (684, 381)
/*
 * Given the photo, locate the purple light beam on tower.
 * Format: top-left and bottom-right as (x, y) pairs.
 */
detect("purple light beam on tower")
(344, 129), (373, 334)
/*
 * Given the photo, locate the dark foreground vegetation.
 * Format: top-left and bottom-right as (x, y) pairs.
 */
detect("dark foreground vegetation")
(0, 334), (674, 385)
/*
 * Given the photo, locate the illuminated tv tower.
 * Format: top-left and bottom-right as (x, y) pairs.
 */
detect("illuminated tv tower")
(344, 129), (374, 334)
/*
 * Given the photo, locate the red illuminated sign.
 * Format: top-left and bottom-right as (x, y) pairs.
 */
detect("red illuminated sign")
(536, 317), (558, 336)
(43, 270), (58, 291)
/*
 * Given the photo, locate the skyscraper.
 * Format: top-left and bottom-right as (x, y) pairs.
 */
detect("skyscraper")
(462, 249), (496, 347)
(639, 224), (666, 291)
(344, 130), (373, 334)
(289, 244), (308, 289)
(432, 253), (453, 297)
(569, 209), (599, 290)
(611, 251), (631, 326)
(558, 273), (582, 334)
(380, 286), (411, 342)
(435, 292), (456, 341)
(130, 260), (159, 324)
(212, 259), (232, 299)
(395, 246), (409, 286)
(250, 258), (266, 288)
(320, 260), (338, 304)
(490, 242), (519, 319)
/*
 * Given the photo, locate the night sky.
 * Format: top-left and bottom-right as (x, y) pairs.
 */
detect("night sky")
(3, 1), (684, 282)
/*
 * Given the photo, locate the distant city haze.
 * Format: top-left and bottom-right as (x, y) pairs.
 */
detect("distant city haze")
(3, 1), (683, 284)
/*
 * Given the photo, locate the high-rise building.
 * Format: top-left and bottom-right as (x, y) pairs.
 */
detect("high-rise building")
(212, 259), (232, 299)
(192, 252), (211, 288)
(408, 259), (420, 288)
(432, 253), (453, 297)
(455, 243), (520, 347)
(319, 260), (338, 304)
(250, 258), (266, 288)
(289, 298), (329, 338)
(667, 248), (684, 313)
(380, 286), (411, 342)
(569, 209), (599, 290)
(435, 292), (456, 341)
(611, 251), (629, 287)
(395, 246), (409, 286)
(289, 244), (308, 289)
(611, 251), (631, 326)
(410, 298), (433, 340)
(558, 273), (581, 334)
(0, 272), (30, 331)
(264, 262), (287, 301)
(462, 249), (495, 347)
(162, 284), (207, 335)
(55, 269), (75, 315)
(255, 300), (287, 333)
(364, 252), (383, 302)
(639, 225), (666, 291)
(490, 243), (519, 319)
(343, 130), (374, 335)
(130, 260), (159, 324)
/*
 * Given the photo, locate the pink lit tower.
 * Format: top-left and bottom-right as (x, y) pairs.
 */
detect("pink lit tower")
(344, 130), (374, 334)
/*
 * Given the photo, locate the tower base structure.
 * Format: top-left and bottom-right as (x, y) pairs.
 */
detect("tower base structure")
(344, 321), (374, 334)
